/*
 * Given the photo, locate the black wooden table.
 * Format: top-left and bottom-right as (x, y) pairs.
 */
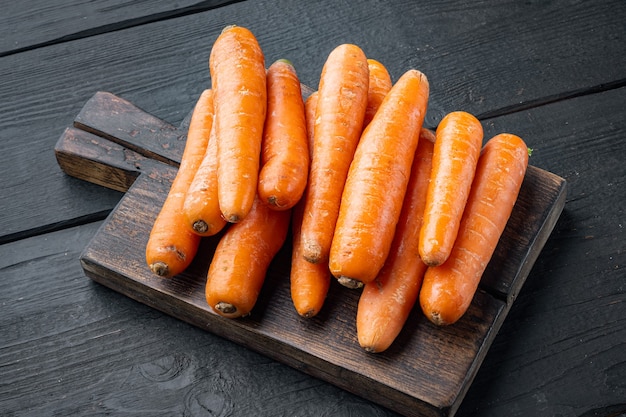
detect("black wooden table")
(1, 1), (625, 416)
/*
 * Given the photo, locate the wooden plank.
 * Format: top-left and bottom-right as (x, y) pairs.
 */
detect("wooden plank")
(1, 0), (624, 244)
(0, 223), (388, 417)
(4, 92), (624, 417)
(456, 86), (626, 417)
(0, 0), (243, 56)
(55, 92), (566, 417)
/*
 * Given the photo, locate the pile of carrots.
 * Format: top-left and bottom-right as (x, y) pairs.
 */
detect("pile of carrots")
(145, 25), (530, 353)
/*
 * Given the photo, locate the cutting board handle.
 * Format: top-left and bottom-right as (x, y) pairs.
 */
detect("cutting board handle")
(54, 91), (186, 192)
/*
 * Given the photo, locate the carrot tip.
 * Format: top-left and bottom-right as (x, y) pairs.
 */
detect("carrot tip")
(224, 214), (241, 223)
(298, 309), (318, 319)
(302, 241), (322, 264)
(337, 276), (364, 289)
(275, 58), (293, 67)
(220, 24), (237, 34)
(192, 220), (209, 234)
(428, 311), (451, 326)
(215, 301), (237, 315)
(149, 261), (170, 277)
(362, 346), (380, 354)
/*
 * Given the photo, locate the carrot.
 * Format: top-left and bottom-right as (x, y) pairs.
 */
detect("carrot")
(418, 110), (483, 267)
(363, 59), (392, 128)
(329, 69), (430, 288)
(182, 117), (227, 236)
(209, 25), (267, 223)
(258, 59), (309, 211)
(299, 43), (369, 264)
(289, 90), (331, 318)
(357, 129), (435, 353)
(145, 89), (213, 277)
(304, 91), (318, 145)
(420, 133), (529, 326)
(290, 194), (332, 318)
(205, 194), (291, 318)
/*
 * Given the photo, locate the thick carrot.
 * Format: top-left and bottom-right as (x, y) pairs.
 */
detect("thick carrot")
(418, 111), (483, 267)
(357, 129), (435, 353)
(258, 59), (309, 211)
(420, 133), (529, 326)
(205, 194), (291, 318)
(299, 43), (369, 264)
(363, 59), (392, 128)
(145, 89), (213, 277)
(182, 117), (227, 236)
(209, 25), (267, 223)
(329, 69), (430, 288)
(289, 90), (331, 318)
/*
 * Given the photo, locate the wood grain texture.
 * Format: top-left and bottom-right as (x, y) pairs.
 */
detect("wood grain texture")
(1, 0), (624, 244)
(456, 87), (626, 417)
(54, 92), (566, 417)
(0, 223), (393, 417)
(2, 1), (626, 416)
(0, 0), (243, 56)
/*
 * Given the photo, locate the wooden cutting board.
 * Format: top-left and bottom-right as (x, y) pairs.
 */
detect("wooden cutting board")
(55, 91), (567, 417)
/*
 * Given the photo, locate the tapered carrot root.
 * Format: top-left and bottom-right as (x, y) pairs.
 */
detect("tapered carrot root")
(145, 89), (213, 277)
(304, 91), (318, 140)
(357, 129), (435, 353)
(205, 194), (291, 318)
(289, 90), (330, 318)
(329, 69), (430, 288)
(363, 59), (392, 128)
(290, 195), (331, 318)
(299, 43), (369, 264)
(420, 133), (529, 326)
(258, 59), (309, 211)
(183, 114), (227, 237)
(419, 111), (484, 267)
(210, 25), (267, 223)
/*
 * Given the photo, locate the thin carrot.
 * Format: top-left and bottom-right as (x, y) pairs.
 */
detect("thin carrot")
(289, 90), (331, 318)
(205, 194), (291, 318)
(290, 194), (332, 318)
(145, 89), (213, 277)
(209, 25), (267, 223)
(304, 91), (318, 146)
(329, 69), (430, 288)
(182, 116), (227, 236)
(363, 59), (392, 128)
(420, 133), (529, 326)
(418, 111), (483, 267)
(357, 128), (435, 353)
(299, 43), (369, 264)
(258, 59), (309, 211)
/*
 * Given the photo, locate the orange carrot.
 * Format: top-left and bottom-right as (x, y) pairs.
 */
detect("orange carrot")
(258, 59), (309, 210)
(145, 89), (213, 277)
(299, 43), (369, 264)
(304, 91), (318, 146)
(205, 194), (291, 318)
(182, 118), (227, 236)
(420, 133), (529, 326)
(290, 194), (332, 318)
(329, 69), (430, 288)
(418, 111), (483, 267)
(209, 25), (267, 223)
(289, 90), (331, 318)
(357, 129), (435, 353)
(363, 59), (392, 128)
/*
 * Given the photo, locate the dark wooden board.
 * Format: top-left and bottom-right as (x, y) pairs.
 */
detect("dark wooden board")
(0, 0), (242, 56)
(2, 0), (624, 244)
(55, 92), (566, 417)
